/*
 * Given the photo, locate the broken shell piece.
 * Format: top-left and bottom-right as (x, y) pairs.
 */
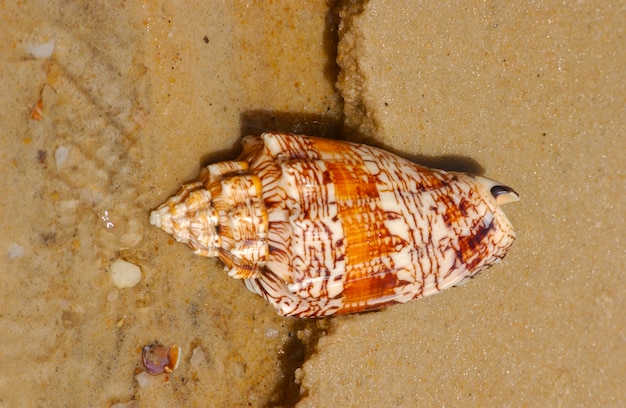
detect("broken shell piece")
(30, 98), (43, 120)
(54, 145), (70, 168)
(142, 343), (181, 375)
(27, 39), (55, 58)
(190, 346), (206, 368)
(134, 371), (152, 388)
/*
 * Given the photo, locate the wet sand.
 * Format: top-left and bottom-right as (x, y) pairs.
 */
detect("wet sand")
(1, 1), (624, 407)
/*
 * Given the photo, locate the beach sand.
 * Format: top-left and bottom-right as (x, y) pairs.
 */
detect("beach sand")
(1, 1), (623, 406)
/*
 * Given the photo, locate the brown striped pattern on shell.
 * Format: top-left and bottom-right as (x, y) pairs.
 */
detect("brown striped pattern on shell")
(150, 133), (518, 317)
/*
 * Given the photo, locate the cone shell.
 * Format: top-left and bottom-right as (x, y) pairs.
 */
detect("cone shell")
(150, 132), (519, 317)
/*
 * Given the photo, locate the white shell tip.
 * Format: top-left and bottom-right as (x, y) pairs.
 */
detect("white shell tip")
(149, 210), (161, 227)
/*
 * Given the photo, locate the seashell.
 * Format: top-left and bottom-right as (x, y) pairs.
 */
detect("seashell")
(150, 133), (519, 317)
(142, 343), (181, 375)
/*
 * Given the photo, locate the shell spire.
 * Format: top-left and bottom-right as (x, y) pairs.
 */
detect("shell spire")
(150, 181), (219, 257)
(151, 133), (519, 317)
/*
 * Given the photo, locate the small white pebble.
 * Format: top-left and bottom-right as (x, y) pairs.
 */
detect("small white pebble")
(134, 371), (152, 388)
(7, 243), (24, 259)
(190, 346), (206, 368)
(294, 367), (304, 385)
(54, 145), (70, 168)
(110, 259), (142, 289)
(27, 40), (55, 58)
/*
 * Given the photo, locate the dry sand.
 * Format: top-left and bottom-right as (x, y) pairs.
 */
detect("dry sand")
(1, 1), (624, 407)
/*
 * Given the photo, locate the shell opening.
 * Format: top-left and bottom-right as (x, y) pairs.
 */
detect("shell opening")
(473, 175), (520, 206)
(490, 185), (520, 205)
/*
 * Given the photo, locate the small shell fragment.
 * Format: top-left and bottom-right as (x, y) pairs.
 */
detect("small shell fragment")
(134, 371), (152, 388)
(151, 133), (519, 317)
(30, 98), (43, 121)
(54, 145), (70, 168)
(190, 346), (206, 368)
(142, 343), (181, 376)
(27, 39), (55, 58)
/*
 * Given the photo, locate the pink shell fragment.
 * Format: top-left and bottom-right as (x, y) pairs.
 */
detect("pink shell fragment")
(142, 343), (180, 375)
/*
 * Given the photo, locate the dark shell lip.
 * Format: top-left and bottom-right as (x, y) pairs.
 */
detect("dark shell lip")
(491, 184), (520, 205)
(471, 175), (520, 206)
